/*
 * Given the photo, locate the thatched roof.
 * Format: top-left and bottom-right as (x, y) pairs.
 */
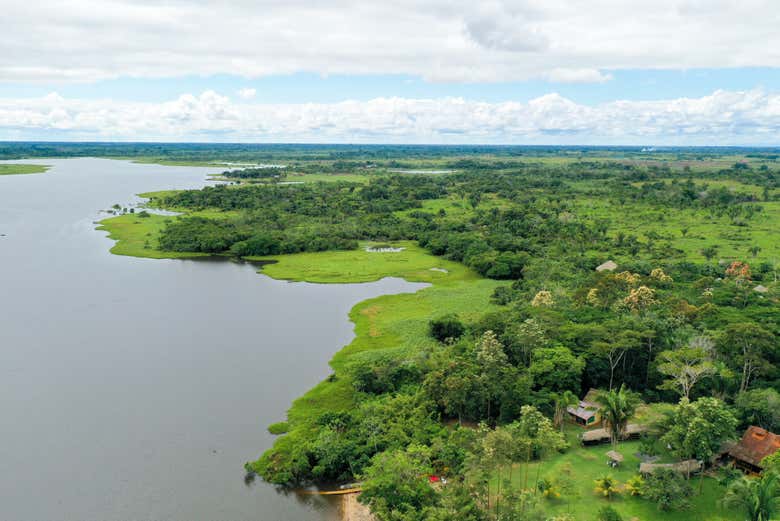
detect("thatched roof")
(728, 426), (780, 468)
(639, 459), (702, 475)
(583, 388), (602, 404)
(581, 428), (609, 443)
(606, 450), (624, 462)
(581, 423), (647, 443)
(754, 285), (769, 293)
(596, 260), (618, 272)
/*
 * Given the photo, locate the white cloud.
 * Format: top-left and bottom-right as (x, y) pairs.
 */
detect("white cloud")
(2, 1), (780, 84)
(544, 68), (613, 84)
(2, 89), (780, 144)
(237, 88), (256, 99)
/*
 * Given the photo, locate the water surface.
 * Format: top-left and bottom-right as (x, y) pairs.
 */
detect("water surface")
(0, 158), (426, 521)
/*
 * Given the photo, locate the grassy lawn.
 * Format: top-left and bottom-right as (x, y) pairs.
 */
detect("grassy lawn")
(494, 426), (740, 521)
(0, 164), (49, 175)
(248, 241), (461, 284)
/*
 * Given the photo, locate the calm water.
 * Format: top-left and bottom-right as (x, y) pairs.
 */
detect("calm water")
(0, 159), (426, 521)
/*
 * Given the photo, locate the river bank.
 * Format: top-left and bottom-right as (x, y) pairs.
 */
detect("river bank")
(341, 493), (376, 521)
(97, 186), (501, 513)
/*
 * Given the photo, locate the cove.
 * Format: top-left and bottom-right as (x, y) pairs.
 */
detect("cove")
(0, 158), (427, 521)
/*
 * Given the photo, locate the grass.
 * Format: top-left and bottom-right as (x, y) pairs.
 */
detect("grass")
(572, 196), (780, 264)
(247, 242), (501, 458)
(96, 213), (210, 259)
(495, 426), (740, 521)
(248, 241), (460, 284)
(0, 164), (49, 175)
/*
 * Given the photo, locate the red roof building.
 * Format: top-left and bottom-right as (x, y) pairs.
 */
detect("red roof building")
(728, 426), (780, 474)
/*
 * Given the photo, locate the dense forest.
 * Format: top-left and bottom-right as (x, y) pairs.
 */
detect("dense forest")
(119, 152), (780, 520)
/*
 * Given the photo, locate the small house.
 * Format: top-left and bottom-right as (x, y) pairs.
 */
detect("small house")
(728, 426), (780, 474)
(596, 260), (618, 272)
(754, 285), (769, 294)
(567, 388), (602, 427)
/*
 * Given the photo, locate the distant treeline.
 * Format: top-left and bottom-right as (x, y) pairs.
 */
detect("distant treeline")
(3, 141), (780, 162)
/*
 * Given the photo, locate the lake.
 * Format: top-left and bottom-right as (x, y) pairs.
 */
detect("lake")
(0, 158), (426, 521)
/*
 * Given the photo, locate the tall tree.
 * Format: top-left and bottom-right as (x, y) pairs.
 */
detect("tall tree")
(476, 330), (510, 421)
(656, 336), (717, 399)
(359, 444), (435, 521)
(597, 385), (640, 447)
(592, 329), (642, 390)
(661, 397), (738, 480)
(719, 322), (776, 392)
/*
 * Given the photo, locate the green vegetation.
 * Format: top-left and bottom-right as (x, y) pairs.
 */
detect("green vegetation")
(0, 164), (49, 175)
(86, 145), (780, 521)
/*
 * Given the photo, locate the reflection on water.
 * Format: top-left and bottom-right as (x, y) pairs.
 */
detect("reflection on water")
(0, 158), (425, 521)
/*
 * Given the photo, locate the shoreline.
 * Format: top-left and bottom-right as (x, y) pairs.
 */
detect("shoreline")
(96, 190), (500, 497)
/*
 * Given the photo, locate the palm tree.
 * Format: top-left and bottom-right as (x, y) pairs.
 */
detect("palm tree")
(552, 391), (579, 431)
(594, 474), (620, 500)
(597, 384), (639, 447)
(722, 472), (780, 521)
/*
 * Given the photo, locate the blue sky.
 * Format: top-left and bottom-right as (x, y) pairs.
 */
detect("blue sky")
(3, 1), (780, 144)
(4, 68), (780, 105)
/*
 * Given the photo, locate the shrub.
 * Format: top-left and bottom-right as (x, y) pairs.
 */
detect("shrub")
(642, 468), (692, 511)
(268, 421), (289, 435)
(429, 314), (465, 343)
(596, 505), (623, 521)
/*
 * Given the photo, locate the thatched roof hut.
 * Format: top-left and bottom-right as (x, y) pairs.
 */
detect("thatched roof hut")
(606, 450), (624, 463)
(754, 285), (769, 293)
(639, 459), (702, 475)
(581, 423), (647, 445)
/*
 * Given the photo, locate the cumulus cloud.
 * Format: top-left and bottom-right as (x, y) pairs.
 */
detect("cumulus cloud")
(2, 89), (780, 144)
(2, 1), (780, 84)
(237, 88), (257, 100)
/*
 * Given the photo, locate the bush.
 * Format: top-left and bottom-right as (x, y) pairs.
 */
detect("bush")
(596, 505), (622, 521)
(643, 468), (692, 511)
(429, 314), (465, 343)
(268, 421), (289, 435)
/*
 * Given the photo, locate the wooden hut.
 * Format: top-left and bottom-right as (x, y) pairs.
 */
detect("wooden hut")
(727, 426), (780, 474)
(567, 388), (602, 427)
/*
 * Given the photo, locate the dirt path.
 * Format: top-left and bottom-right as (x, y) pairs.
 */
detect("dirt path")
(341, 492), (376, 521)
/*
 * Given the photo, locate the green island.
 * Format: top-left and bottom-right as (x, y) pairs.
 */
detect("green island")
(0, 164), (49, 176)
(93, 145), (780, 521)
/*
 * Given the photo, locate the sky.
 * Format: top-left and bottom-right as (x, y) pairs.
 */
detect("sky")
(3, 0), (780, 145)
